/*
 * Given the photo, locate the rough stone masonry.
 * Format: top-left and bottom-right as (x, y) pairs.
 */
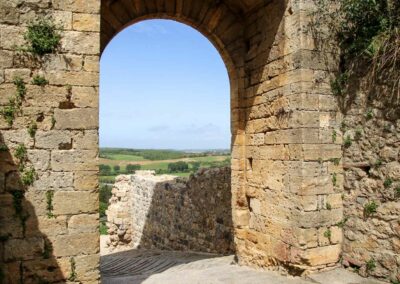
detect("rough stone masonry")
(106, 168), (233, 254)
(0, 0), (398, 283)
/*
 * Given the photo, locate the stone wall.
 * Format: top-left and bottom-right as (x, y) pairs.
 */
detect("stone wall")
(0, 1), (100, 283)
(234, 0), (344, 273)
(341, 70), (400, 282)
(106, 168), (233, 255)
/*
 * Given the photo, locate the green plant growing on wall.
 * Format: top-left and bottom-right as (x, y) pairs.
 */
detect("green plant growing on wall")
(13, 77), (26, 101)
(32, 75), (48, 86)
(0, 98), (17, 126)
(324, 229), (332, 240)
(46, 191), (55, 218)
(384, 178), (393, 188)
(312, 0), (400, 111)
(0, 77), (27, 126)
(0, 144), (8, 152)
(366, 258), (376, 272)
(365, 109), (374, 120)
(43, 240), (53, 259)
(364, 201), (378, 217)
(332, 173), (337, 187)
(354, 128), (362, 141)
(330, 158), (341, 166)
(15, 144), (27, 165)
(326, 202), (332, 210)
(374, 159), (383, 168)
(22, 167), (36, 186)
(332, 130), (337, 142)
(395, 187), (400, 198)
(10, 190), (29, 237)
(51, 115), (56, 129)
(68, 257), (77, 281)
(27, 121), (38, 138)
(336, 217), (349, 228)
(23, 18), (61, 56)
(343, 135), (352, 148)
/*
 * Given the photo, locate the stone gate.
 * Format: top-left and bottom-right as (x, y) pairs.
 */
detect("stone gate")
(0, 0), (398, 283)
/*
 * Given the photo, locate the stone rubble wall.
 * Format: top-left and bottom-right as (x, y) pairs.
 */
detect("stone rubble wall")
(341, 75), (400, 281)
(0, 0), (100, 283)
(106, 168), (234, 255)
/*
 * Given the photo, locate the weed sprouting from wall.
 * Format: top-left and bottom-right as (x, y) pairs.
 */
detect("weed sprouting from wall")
(23, 18), (61, 56)
(46, 191), (55, 219)
(32, 75), (49, 86)
(364, 201), (378, 218)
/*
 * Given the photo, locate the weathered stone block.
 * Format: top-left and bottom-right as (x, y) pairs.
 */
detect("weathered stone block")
(33, 171), (74, 190)
(54, 108), (98, 130)
(53, 0), (100, 13)
(74, 171), (98, 190)
(73, 13), (100, 32)
(53, 191), (98, 215)
(75, 254), (100, 282)
(71, 86), (98, 108)
(68, 214), (98, 234)
(4, 238), (44, 261)
(35, 131), (72, 149)
(47, 71), (98, 86)
(26, 216), (68, 237)
(61, 31), (100, 55)
(51, 150), (97, 171)
(52, 232), (99, 257)
(301, 244), (341, 266)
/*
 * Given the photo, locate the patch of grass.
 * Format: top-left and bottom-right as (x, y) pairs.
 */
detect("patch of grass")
(384, 178), (393, 188)
(32, 75), (48, 86)
(22, 167), (37, 186)
(336, 217), (349, 228)
(27, 121), (37, 138)
(326, 202), (332, 210)
(68, 257), (77, 281)
(332, 173), (337, 187)
(374, 159), (383, 168)
(24, 18), (61, 56)
(330, 158), (341, 166)
(366, 109), (374, 120)
(15, 144), (27, 163)
(51, 115), (56, 129)
(364, 201), (378, 218)
(46, 191), (54, 218)
(43, 240), (52, 259)
(343, 135), (352, 148)
(332, 130), (337, 142)
(1, 98), (18, 126)
(395, 187), (400, 198)
(331, 72), (349, 96)
(324, 229), (332, 239)
(354, 128), (362, 141)
(13, 77), (26, 100)
(100, 222), (108, 235)
(366, 258), (376, 271)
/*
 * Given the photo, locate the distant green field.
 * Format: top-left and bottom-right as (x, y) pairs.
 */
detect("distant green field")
(105, 154), (146, 161)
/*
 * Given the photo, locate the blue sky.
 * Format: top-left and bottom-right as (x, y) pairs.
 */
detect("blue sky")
(100, 20), (230, 150)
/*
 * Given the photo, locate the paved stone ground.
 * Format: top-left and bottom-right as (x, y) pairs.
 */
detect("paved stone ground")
(101, 250), (385, 284)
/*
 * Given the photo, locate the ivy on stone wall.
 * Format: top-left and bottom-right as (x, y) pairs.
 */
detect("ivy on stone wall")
(312, 0), (400, 111)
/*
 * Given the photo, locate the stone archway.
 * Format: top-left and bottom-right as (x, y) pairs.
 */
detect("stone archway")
(100, 0), (344, 274)
(0, 0), (346, 282)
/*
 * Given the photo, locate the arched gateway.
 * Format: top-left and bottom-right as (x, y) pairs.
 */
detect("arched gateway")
(0, 0), (345, 282)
